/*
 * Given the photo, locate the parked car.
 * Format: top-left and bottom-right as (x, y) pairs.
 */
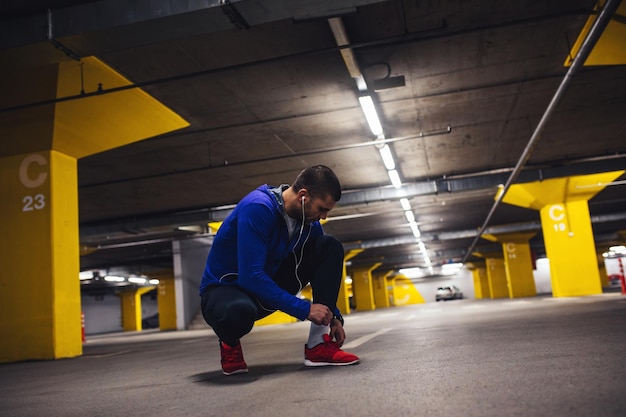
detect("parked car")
(436, 285), (463, 301)
(608, 274), (623, 288)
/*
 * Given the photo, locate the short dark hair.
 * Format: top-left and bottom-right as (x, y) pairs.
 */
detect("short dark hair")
(292, 165), (341, 202)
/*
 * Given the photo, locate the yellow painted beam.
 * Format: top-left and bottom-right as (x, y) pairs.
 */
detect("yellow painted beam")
(565, 1), (626, 66)
(0, 57), (189, 363)
(501, 171), (624, 297)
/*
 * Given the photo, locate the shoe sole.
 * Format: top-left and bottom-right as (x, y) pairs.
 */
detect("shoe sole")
(304, 359), (360, 367)
(223, 368), (249, 376)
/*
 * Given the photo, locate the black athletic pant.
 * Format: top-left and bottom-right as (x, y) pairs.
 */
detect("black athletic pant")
(200, 235), (344, 346)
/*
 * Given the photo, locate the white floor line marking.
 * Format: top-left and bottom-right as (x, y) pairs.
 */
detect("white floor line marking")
(403, 314), (416, 321)
(343, 328), (391, 349)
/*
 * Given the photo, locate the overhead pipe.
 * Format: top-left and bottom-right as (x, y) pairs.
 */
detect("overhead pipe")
(462, 0), (622, 264)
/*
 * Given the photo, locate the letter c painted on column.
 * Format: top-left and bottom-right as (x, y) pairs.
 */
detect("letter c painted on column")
(505, 243), (516, 253)
(19, 154), (48, 189)
(548, 204), (565, 222)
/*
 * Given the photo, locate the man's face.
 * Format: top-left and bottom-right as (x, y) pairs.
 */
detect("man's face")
(303, 193), (336, 224)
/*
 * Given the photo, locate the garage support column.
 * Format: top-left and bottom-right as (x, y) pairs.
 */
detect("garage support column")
(119, 287), (155, 331)
(0, 58), (188, 363)
(466, 262), (489, 299)
(482, 233), (537, 298)
(0, 150), (81, 362)
(154, 272), (177, 331)
(339, 249), (364, 315)
(501, 171), (624, 297)
(474, 253), (508, 298)
(350, 262), (380, 311)
(372, 270), (392, 309)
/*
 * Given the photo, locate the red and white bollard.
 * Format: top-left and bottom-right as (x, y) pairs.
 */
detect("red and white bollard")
(81, 312), (86, 343)
(618, 257), (626, 295)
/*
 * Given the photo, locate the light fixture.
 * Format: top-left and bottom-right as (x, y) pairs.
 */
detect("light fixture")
(388, 169), (402, 188)
(128, 277), (147, 284)
(104, 275), (125, 282)
(79, 271), (94, 280)
(409, 222), (421, 238)
(148, 279), (160, 285)
(400, 198), (411, 211)
(404, 210), (415, 223)
(398, 267), (423, 278)
(378, 144), (395, 170)
(358, 95), (383, 137)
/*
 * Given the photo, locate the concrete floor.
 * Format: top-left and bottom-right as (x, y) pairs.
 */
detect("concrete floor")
(1, 293), (625, 417)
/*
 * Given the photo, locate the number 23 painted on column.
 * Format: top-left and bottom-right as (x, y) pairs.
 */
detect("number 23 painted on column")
(19, 154), (48, 212)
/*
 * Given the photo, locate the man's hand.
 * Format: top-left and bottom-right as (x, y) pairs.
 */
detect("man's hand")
(329, 318), (346, 346)
(307, 303), (333, 326)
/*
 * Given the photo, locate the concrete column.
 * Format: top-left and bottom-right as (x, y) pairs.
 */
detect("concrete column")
(467, 262), (489, 299)
(119, 287), (155, 331)
(501, 171), (624, 297)
(339, 249), (364, 315)
(372, 271), (392, 309)
(0, 57), (188, 363)
(350, 263), (380, 311)
(483, 233), (537, 298)
(153, 271), (177, 331)
(172, 236), (213, 330)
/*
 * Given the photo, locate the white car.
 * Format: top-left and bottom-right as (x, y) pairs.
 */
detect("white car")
(436, 285), (463, 301)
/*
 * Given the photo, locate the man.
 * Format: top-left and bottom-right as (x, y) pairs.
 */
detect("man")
(199, 165), (360, 375)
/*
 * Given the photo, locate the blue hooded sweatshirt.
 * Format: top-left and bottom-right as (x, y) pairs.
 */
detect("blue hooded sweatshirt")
(199, 184), (322, 321)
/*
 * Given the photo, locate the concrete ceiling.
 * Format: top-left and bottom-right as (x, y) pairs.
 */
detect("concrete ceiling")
(2, 0), (625, 278)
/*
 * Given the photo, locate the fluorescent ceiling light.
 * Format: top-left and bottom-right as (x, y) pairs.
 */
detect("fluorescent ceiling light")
(378, 144), (395, 170)
(79, 271), (94, 280)
(409, 222), (421, 238)
(104, 275), (125, 282)
(128, 277), (146, 284)
(358, 95), (383, 137)
(388, 169), (402, 188)
(400, 198), (411, 211)
(418, 241), (427, 253)
(148, 279), (160, 285)
(404, 210), (415, 223)
(399, 267), (423, 278)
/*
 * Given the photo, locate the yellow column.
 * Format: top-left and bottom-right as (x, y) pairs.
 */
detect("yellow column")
(350, 263), (380, 311)
(372, 271), (392, 309)
(486, 258), (508, 298)
(338, 249), (364, 315)
(0, 151), (80, 361)
(154, 272), (177, 331)
(501, 171), (624, 297)
(483, 233), (537, 298)
(467, 262), (489, 299)
(119, 287), (155, 331)
(0, 58), (188, 363)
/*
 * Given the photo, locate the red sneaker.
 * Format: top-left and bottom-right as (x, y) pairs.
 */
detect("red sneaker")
(304, 334), (360, 367)
(220, 341), (248, 375)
